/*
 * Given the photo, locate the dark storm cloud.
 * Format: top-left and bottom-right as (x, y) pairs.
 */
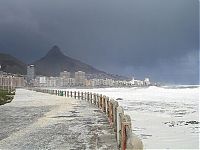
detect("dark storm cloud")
(0, 0), (199, 84)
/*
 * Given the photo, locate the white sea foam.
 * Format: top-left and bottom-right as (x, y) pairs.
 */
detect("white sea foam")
(57, 86), (199, 149)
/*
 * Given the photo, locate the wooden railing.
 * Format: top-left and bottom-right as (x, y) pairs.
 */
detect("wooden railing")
(31, 88), (143, 150)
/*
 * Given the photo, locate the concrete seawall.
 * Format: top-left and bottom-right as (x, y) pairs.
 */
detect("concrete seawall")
(32, 88), (143, 150)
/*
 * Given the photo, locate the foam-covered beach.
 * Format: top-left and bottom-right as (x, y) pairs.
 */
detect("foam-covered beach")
(58, 86), (199, 149)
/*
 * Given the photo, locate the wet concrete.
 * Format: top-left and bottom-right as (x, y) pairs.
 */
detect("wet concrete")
(0, 89), (117, 150)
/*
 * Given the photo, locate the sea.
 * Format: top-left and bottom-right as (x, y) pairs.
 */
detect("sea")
(57, 85), (199, 149)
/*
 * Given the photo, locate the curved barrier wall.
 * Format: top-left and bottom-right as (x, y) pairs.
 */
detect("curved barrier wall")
(31, 88), (143, 150)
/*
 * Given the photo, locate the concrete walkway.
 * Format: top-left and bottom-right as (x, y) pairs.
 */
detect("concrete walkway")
(0, 89), (117, 150)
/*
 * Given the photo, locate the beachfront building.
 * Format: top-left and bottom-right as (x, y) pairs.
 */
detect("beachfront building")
(60, 71), (70, 78)
(134, 80), (144, 86)
(34, 76), (47, 87)
(128, 76), (151, 86)
(144, 78), (150, 86)
(0, 74), (25, 90)
(47, 77), (57, 87)
(34, 76), (60, 87)
(130, 77), (135, 85)
(31, 71), (150, 88)
(89, 79), (98, 87)
(75, 71), (86, 86)
(86, 78), (115, 87)
(67, 78), (75, 87)
(27, 65), (35, 84)
(34, 75), (75, 87)
(60, 71), (71, 87)
(104, 78), (114, 87)
(11, 76), (25, 88)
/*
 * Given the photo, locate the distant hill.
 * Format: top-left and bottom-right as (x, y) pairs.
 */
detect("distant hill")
(0, 46), (129, 80)
(34, 45), (129, 80)
(0, 53), (26, 75)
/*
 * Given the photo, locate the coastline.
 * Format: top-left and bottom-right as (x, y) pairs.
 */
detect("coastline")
(52, 86), (199, 149)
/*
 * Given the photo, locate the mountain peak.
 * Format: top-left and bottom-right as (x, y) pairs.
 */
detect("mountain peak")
(52, 45), (60, 50)
(33, 45), (128, 80)
(46, 45), (63, 56)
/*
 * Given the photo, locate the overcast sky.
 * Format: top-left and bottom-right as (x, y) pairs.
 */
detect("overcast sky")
(0, 0), (199, 84)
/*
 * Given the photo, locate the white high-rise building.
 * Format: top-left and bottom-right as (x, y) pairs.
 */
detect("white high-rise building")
(27, 65), (35, 83)
(130, 76), (135, 84)
(75, 71), (86, 86)
(60, 71), (70, 78)
(67, 78), (75, 87)
(144, 78), (150, 86)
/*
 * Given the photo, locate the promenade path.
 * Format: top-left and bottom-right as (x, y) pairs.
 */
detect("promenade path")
(0, 89), (117, 150)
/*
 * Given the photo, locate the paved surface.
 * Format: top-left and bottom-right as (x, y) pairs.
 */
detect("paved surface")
(0, 89), (117, 150)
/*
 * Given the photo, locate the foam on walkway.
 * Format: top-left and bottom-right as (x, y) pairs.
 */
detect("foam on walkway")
(0, 89), (117, 149)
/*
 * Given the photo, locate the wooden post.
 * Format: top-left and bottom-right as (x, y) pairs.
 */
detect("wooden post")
(93, 93), (96, 105)
(102, 96), (104, 112)
(117, 106), (124, 148)
(96, 94), (99, 107)
(105, 97), (109, 115)
(113, 101), (119, 132)
(78, 91), (80, 99)
(103, 96), (107, 112)
(109, 99), (114, 126)
(81, 92), (83, 100)
(123, 115), (143, 150)
(121, 117), (127, 150)
(70, 91), (72, 97)
(74, 91), (76, 99)
(106, 97), (110, 117)
(87, 92), (90, 101)
(99, 94), (102, 109)
(89, 93), (91, 102)
(90, 92), (93, 103)
(95, 94), (98, 106)
(84, 92), (86, 100)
